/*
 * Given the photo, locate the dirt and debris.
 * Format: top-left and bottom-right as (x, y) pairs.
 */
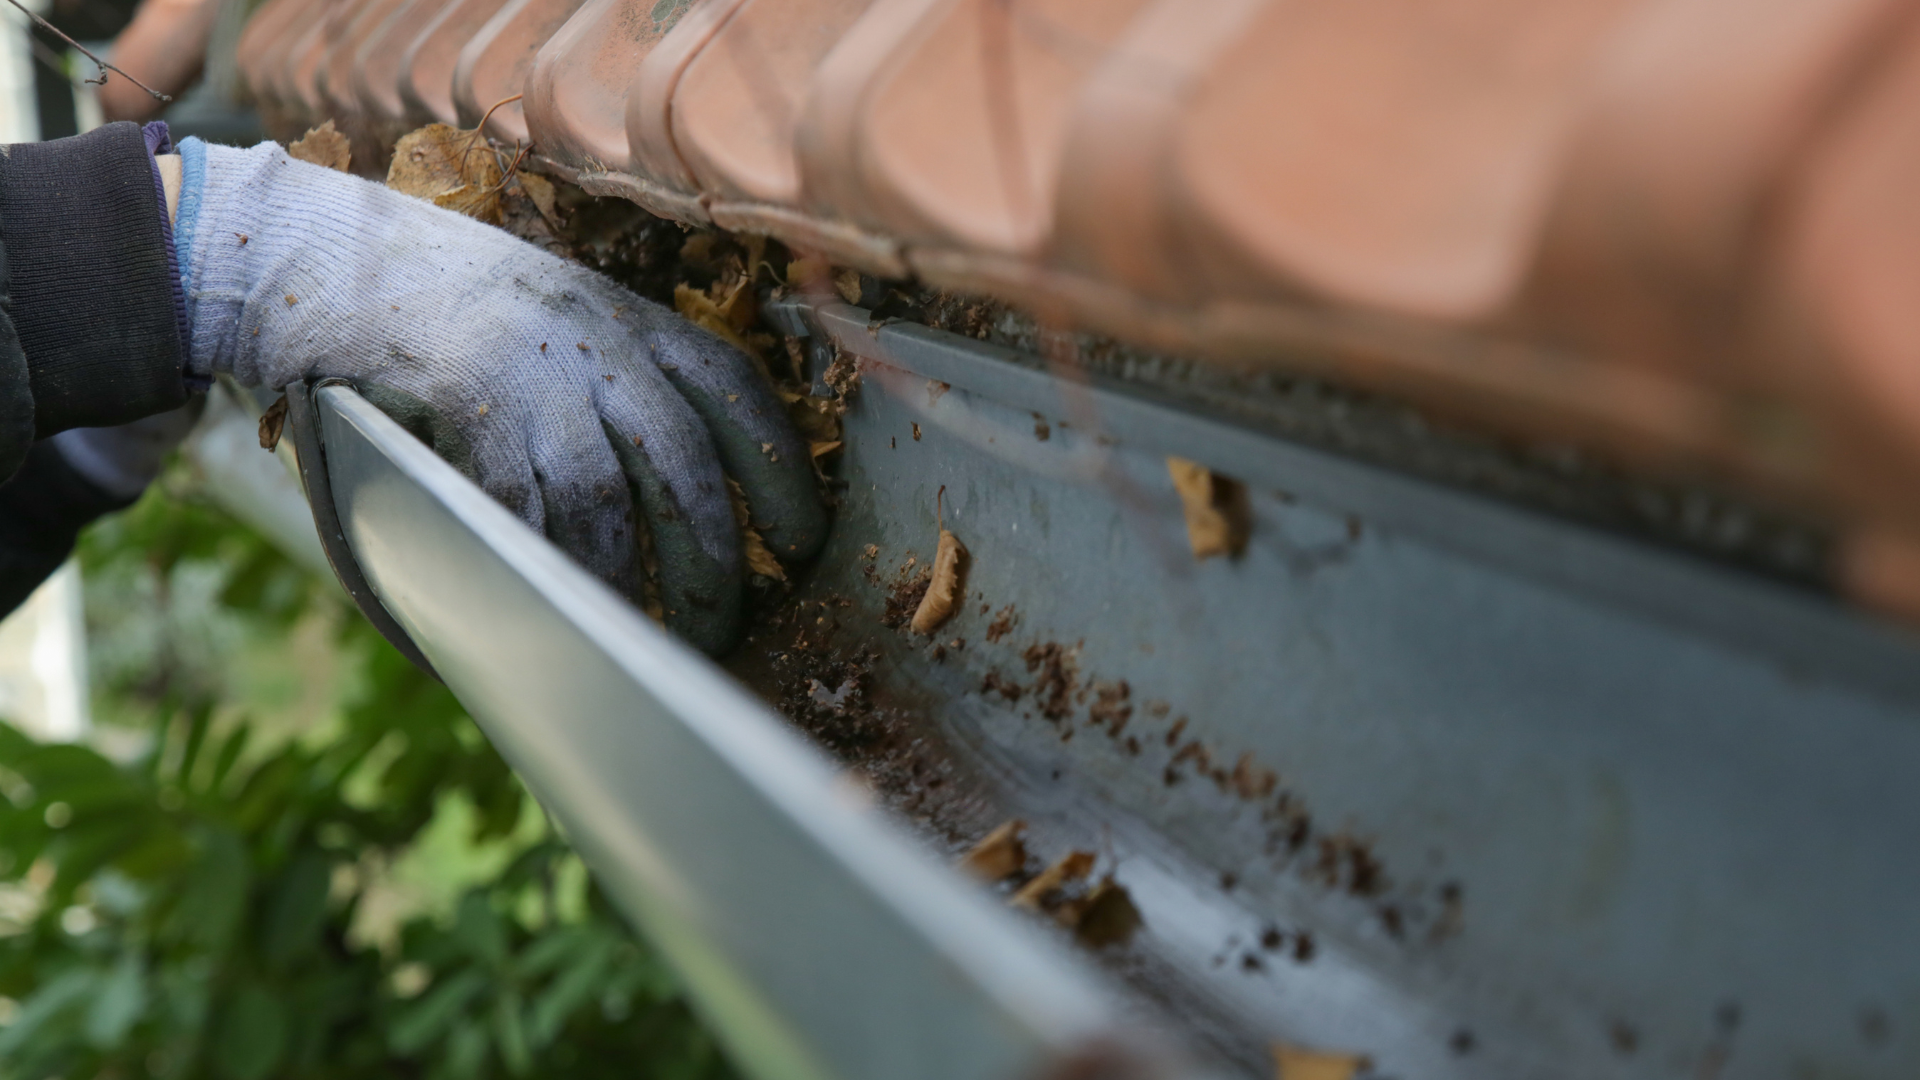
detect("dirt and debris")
(1168, 456), (1252, 560)
(881, 565), (932, 630)
(981, 670), (1023, 701)
(729, 478), (787, 582)
(822, 349), (861, 401)
(1311, 833), (1387, 898)
(985, 605), (1018, 643)
(1012, 850), (1096, 911)
(1271, 1044), (1368, 1080)
(1060, 877), (1143, 949)
(1231, 753), (1278, 799)
(1088, 680), (1132, 735)
(288, 120), (350, 172)
(960, 819), (1028, 882)
(1608, 1020), (1639, 1055)
(1022, 643), (1079, 721)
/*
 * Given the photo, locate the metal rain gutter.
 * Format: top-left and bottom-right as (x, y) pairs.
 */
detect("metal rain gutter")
(311, 384), (1182, 1080)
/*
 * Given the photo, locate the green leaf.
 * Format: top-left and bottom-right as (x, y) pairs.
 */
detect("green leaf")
(86, 951), (148, 1047)
(528, 944), (611, 1048)
(493, 989), (531, 1076)
(0, 967), (94, 1058)
(454, 893), (508, 968)
(389, 967), (488, 1055)
(207, 724), (252, 795)
(260, 848), (332, 968)
(443, 1019), (491, 1080)
(512, 925), (592, 980)
(213, 982), (289, 1080)
(171, 826), (249, 949)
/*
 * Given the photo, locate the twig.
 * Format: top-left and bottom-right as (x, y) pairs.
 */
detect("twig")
(2, 0), (171, 102)
(459, 92), (523, 165)
(486, 142), (532, 194)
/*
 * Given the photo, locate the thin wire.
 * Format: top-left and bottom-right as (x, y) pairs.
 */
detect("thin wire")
(2, 0), (171, 101)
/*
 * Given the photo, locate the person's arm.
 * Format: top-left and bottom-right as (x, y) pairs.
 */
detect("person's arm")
(99, 0), (224, 123)
(0, 123), (824, 652)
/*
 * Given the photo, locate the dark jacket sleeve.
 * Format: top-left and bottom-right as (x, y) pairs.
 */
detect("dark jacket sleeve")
(0, 121), (188, 616)
(0, 121), (187, 479)
(0, 438), (136, 614)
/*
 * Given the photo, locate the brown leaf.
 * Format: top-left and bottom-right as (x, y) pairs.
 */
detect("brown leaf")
(959, 820), (1027, 882)
(675, 283), (761, 359)
(911, 527), (967, 634)
(258, 393), (289, 451)
(516, 171), (562, 229)
(834, 267), (863, 305)
(1167, 457), (1250, 560)
(728, 478), (787, 582)
(1271, 1046), (1369, 1080)
(387, 123), (504, 224)
(822, 349), (861, 402)
(1011, 850), (1095, 911)
(809, 440), (843, 458)
(1059, 876), (1143, 949)
(288, 120), (350, 172)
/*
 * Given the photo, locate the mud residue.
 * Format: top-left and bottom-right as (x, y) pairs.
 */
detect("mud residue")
(1022, 643), (1079, 721)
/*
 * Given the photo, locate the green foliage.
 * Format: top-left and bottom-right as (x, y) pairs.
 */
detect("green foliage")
(0, 480), (734, 1080)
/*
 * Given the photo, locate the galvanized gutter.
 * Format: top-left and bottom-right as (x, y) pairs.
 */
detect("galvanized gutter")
(264, 297), (1920, 1080)
(312, 384), (1185, 1080)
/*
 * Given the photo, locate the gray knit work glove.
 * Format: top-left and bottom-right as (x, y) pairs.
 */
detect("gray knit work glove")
(173, 138), (826, 653)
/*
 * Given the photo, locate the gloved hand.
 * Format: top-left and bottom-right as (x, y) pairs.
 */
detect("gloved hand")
(172, 138), (826, 653)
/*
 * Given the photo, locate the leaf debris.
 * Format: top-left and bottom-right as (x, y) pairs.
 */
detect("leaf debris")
(1271, 1045), (1369, 1080)
(728, 478), (786, 582)
(1010, 850), (1095, 911)
(959, 820), (1027, 883)
(910, 487), (967, 635)
(386, 123), (506, 223)
(258, 393), (289, 451)
(1167, 456), (1251, 559)
(287, 120), (351, 172)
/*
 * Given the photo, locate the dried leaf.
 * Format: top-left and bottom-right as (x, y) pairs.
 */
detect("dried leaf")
(1011, 851), (1095, 911)
(1167, 457), (1250, 560)
(911, 496), (967, 635)
(1272, 1045), (1369, 1080)
(675, 283), (761, 359)
(728, 478), (787, 582)
(959, 820), (1027, 882)
(834, 268), (863, 305)
(1059, 876), (1143, 948)
(387, 123), (504, 224)
(516, 171), (562, 229)
(823, 349), (861, 402)
(809, 440), (842, 458)
(288, 120), (350, 172)
(258, 393), (289, 451)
